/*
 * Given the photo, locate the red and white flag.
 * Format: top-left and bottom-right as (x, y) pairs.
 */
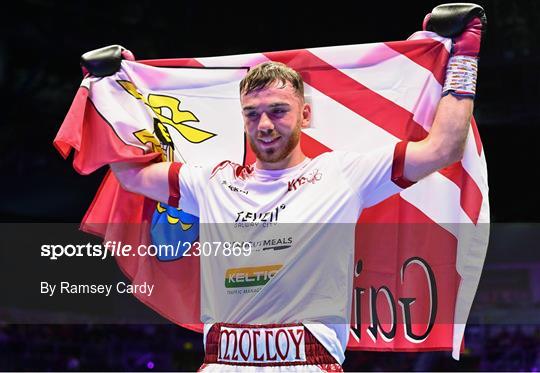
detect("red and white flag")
(54, 30), (489, 359)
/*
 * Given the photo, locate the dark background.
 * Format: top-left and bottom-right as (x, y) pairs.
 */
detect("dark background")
(2, 0), (539, 222)
(1, 0), (539, 371)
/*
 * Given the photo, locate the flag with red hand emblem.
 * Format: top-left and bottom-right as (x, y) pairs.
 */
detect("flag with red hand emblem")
(54, 30), (489, 359)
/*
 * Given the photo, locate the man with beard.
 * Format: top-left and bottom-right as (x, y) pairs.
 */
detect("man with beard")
(96, 4), (486, 371)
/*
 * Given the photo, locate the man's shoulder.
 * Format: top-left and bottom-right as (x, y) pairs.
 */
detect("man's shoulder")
(316, 147), (393, 162)
(313, 150), (363, 159)
(311, 150), (336, 161)
(311, 150), (350, 164)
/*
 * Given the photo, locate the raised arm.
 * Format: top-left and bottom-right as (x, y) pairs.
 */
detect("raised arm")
(80, 45), (179, 206)
(403, 3), (486, 182)
(110, 161), (173, 205)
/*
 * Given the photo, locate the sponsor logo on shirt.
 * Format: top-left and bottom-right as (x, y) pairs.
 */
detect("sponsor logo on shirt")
(211, 160), (254, 181)
(251, 236), (293, 252)
(225, 265), (282, 288)
(287, 169), (322, 192)
(221, 180), (249, 195)
(235, 204), (286, 224)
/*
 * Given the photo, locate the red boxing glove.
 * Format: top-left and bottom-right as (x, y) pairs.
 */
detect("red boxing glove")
(422, 3), (487, 98)
(452, 17), (483, 57)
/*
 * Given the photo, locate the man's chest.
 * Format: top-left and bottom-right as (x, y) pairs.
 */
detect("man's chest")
(200, 163), (358, 224)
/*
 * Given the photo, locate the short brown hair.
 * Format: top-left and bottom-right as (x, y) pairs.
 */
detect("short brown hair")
(240, 61), (304, 99)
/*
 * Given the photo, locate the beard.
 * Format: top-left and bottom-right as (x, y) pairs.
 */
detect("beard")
(248, 122), (302, 164)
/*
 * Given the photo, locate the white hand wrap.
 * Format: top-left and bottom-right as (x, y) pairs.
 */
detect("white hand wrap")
(442, 55), (478, 98)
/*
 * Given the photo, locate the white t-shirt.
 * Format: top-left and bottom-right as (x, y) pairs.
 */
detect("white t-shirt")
(178, 145), (408, 364)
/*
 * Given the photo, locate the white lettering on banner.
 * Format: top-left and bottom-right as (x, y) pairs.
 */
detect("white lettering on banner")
(217, 326), (306, 363)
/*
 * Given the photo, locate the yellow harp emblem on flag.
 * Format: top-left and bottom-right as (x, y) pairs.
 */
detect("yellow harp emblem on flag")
(117, 79), (216, 161)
